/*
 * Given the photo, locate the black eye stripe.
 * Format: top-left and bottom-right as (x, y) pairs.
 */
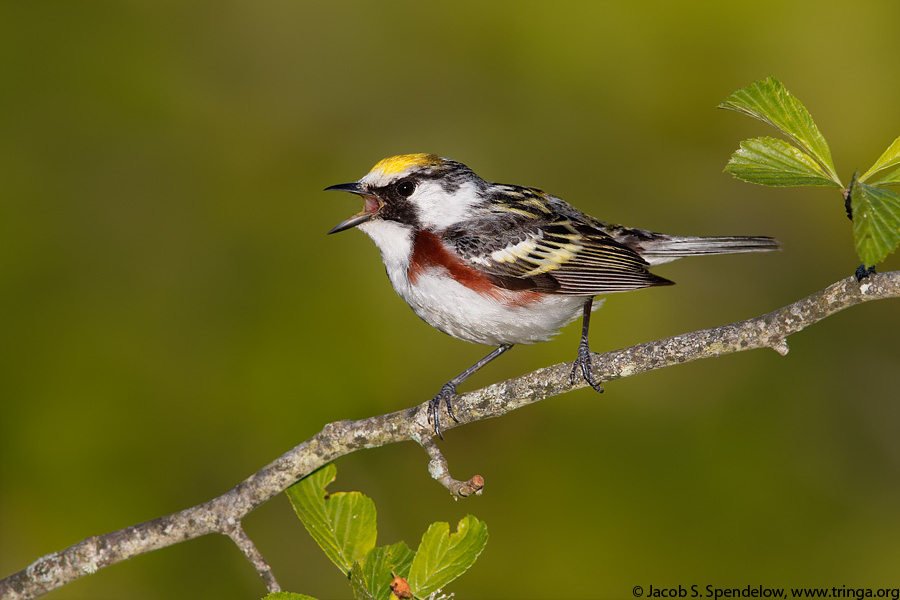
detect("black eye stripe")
(368, 180), (420, 228)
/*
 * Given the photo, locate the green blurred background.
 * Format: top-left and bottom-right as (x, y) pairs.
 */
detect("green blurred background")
(2, 1), (899, 598)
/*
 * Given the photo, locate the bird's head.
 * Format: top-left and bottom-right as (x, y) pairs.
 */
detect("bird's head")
(326, 154), (487, 234)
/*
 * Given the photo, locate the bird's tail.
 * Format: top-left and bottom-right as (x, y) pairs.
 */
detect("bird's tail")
(627, 234), (781, 266)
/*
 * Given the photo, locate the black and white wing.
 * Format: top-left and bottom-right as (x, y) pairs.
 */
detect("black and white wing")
(444, 188), (673, 295)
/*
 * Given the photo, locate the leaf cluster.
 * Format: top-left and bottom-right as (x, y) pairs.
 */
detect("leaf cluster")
(720, 76), (900, 268)
(265, 464), (488, 600)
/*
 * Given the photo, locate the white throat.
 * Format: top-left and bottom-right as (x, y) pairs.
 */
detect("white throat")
(357, 219), (414, 272)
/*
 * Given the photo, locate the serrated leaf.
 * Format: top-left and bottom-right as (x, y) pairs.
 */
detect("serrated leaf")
(353, 542), (416, 600)
(285, 464), (377, 576)
(851, 181), (900, 267)
(408, 515), (488, 597)
(350, 563), (378, 600)
(262, 593), (320, 600)
(860, 134), (900, 183)
(870, 165), (900, 187)
(725, 137), (841, 187)
(719, 76), (841, 187)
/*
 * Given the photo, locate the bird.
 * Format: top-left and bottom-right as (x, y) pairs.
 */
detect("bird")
(326, 154), (780, 437)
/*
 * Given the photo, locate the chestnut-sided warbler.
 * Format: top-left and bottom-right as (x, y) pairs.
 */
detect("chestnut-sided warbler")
(327, 154), (779, 437)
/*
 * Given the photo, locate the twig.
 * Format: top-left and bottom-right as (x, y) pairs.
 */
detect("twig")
(2, 272), (898, 600)
(224, 523), (281, 593)
(413, 432), (485, 498)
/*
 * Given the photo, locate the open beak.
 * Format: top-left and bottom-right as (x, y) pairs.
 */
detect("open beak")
(324, 182), (383, 234)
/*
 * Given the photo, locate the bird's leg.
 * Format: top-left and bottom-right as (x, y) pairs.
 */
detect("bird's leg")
(571, 297), (604, 393)
(429, 344), (513, 438)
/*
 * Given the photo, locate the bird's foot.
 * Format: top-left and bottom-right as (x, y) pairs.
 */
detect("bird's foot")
(428, 382), (460, 439)
(570, 340), (604, 393)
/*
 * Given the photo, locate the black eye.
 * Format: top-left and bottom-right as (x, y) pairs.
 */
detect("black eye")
(396, 179), (416, 197)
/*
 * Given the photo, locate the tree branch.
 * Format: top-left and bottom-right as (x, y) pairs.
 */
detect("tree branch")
(2, 272), (898, 600)
(224, 523), (281, 593)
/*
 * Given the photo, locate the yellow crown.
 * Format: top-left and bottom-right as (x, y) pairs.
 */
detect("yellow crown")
(370, 153), (442, 176)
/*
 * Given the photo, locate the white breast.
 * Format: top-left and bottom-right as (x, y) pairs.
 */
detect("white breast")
(397, 268), (589, 345)
(358, 220), (593, 346)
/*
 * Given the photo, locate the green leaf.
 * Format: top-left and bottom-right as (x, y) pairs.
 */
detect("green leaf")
(408, 515), (489, 597)
(869, 165), (900, 187)
(725, 137), (842, 187)
(851, 181), (900, 267)
(262, 593), (320, 600)
(349, 563), (378, 600)
(285, 464), (378, 576)
(719, 76), (841, 187)
(860, 134), (900, 183)
(351, 542), (416, 600)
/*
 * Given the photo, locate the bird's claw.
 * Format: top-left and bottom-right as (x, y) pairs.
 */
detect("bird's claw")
(428, 382), (460, 439)
(571, 341), (604, 393)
